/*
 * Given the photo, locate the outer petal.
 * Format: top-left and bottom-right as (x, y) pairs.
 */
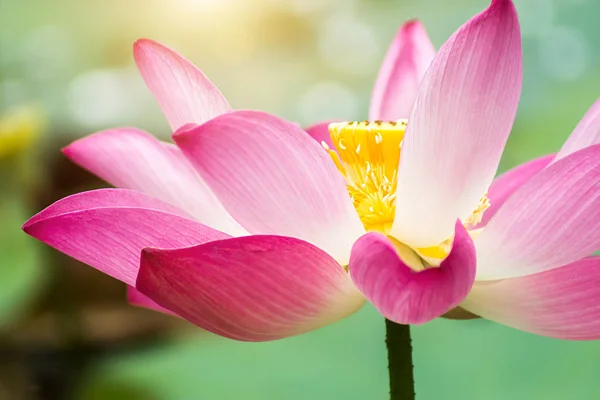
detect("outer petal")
(475, 154), (554, 228)
(391, 0), (522, 248)
(349, 221), (476, 324)
(22, 189), (229, 286)
(462, 257), (600, 340)
(136, 235), (365, 342)
(173, 111), (365, 264)
(127, 286), (177, 316)
(63, 127), (246, 236)
(305, 121), (336, 150)
(555, 98), (600, 162)
(369, 20), (435, 121)
(133, 39), (231, 131)
(476, 145), (600, 280)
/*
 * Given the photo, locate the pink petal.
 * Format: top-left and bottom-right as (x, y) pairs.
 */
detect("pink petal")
(462, 257), (600, 340)
(369, 20), (435, 121)
(555, 98), (600, 162)
(349, 221), (476, 324)
(136, 235), (364, 342)
(22, 189), (229, 286)
(476, 154), (555, 228)
(173, 110), (365, 264)
(133, 39), (231, 131)
(127, 286), (178, 316)
(476, 145), (600, 280)
(25, 187), (187, 225)
(63, 128), (246, 236)
(391, 0), (522, 248)
(305, 121), (336, 149)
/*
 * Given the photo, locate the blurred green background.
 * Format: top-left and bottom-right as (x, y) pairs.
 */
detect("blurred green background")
(1, 0), (600, 399)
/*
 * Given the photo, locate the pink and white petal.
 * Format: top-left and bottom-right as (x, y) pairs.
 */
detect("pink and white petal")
(133, 39), (231, 131)
(174, 111), (365, 264)
(476, 145), (600, 280)
(305, 121), (336, 150)
(128, 286), (178, 316)
(25, 188), (187, 225)
(349, 221), (476, 324)
(22, 189), (230, 286)
(555, 98), (600, 162)
(462, 257), (600, 340)
(369, 20), (435, 121)
(136, 235), (364, 342)
(391, 0), (522, 248)
(475, 154), (555, 228)
(63, 128), (246, 236)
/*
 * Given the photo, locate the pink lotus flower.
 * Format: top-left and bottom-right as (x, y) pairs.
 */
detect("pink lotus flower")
(23, 0), (600, 341)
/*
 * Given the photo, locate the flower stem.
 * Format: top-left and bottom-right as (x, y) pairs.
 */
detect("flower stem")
(385, 319), (415, 400)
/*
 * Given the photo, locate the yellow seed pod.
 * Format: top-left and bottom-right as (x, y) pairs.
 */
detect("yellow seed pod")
(0, 105), (45, 159)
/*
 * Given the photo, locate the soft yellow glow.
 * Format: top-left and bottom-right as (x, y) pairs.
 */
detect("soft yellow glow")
(181, 0), (232, 10)
(0, 105), (45, 159)
(327, 120), (406, 233)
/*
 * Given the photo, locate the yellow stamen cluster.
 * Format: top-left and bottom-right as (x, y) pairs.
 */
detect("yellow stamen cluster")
(465, 194), (491, 227)
(326, 120), (407, 233)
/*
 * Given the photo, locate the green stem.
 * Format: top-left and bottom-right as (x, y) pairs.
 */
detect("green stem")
(385, 319), (415, 400)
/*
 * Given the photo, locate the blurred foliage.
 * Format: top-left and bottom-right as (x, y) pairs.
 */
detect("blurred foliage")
(80, 307), (388, 400)
(0, 103), (47, 327)
(0, 197), (43, 326)
(80, 307), (600, 400)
